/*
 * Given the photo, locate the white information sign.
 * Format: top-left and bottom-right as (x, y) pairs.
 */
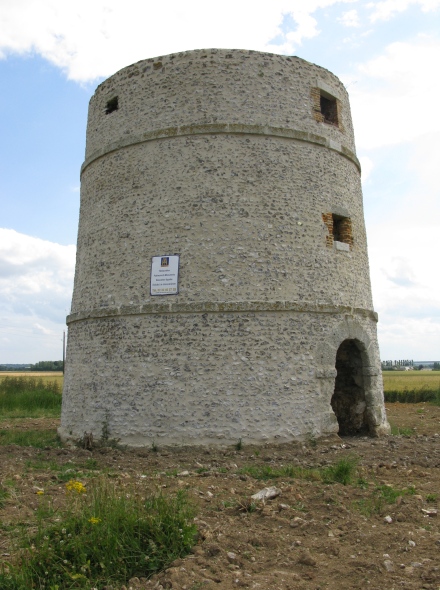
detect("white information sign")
(150, 255), (180, 296)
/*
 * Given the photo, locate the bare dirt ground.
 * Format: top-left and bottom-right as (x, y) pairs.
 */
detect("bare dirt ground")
(1, 403), (439, 590)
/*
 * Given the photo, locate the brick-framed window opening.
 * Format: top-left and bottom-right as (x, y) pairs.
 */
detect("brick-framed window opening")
(322, 213), (353, 248)
(320, 95), (338, 125)
(311, 88), (342, 130)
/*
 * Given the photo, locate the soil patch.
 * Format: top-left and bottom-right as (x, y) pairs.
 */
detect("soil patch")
(1, 403), (439, 590)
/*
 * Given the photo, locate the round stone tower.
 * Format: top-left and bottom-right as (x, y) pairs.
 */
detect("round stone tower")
(59, 49), (390, 446)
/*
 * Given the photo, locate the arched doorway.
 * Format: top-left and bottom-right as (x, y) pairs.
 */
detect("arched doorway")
(331, 339), (369, 436)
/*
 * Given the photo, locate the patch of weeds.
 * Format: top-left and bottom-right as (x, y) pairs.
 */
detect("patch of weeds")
(306, 432), (318, 448)
(0, 485), (9, 508)
(235, 438), (243, 451)
(0, 522), (17, 533)
(0, 429), (61, 448)
(56, 468), (82, 483)
(24, 457), (52, 470)
(83, 457), (98, 470)
(151, 440), (158, 453)
(426, 493), (438, 503)
(2, 477), (197, 589)
(196, 467), (209, 474)
(164, 469), (179, 477)
(378, 484), (415, 504)
(34, 489), (58, 520)
(216, 467), (228, 474)
(354, 496), (383, 517)
(254, 450), (260, 457)
(322, 457), (358, 486)
(237, 497), (257, 513)
(390, 424), (413, 437)
(217, 499), (236, 511)
(93, 412), (122, 449)
(356, 477), (369, 490)
(25, 458), (99, 482)
(354, 484), (416, 516)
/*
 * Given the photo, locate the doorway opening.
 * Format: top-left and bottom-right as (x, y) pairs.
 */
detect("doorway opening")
(331, 339), (369, 436)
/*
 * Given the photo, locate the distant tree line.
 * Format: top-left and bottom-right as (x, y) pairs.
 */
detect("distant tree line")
(0, 364), (31, 372)
(434, 362), (440, 371)
(30, 361), (64, 371)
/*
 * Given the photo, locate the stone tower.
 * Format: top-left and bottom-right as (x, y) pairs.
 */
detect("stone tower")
(59, 49), (390, 446)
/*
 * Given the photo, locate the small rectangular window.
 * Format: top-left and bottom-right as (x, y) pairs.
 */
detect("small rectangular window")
(323, 213), (353, 248)
(105, 96), (119, 114)
(320, 94), (338, 126)
(311, 88), (341, 129)
(332, 215), (345, 242)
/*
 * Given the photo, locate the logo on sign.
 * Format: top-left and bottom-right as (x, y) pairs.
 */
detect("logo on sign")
(161, 257), (169, 267)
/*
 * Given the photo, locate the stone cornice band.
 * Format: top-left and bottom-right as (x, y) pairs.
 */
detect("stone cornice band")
(67, 300), (377, 324)
(81, 123), (361, 176)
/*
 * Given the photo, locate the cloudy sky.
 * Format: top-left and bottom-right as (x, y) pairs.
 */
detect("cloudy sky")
(0, 0), (439, 363)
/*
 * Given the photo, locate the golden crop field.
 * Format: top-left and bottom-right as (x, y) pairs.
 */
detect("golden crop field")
(382, 370), (440, 391)
(0, 372), (64, 388)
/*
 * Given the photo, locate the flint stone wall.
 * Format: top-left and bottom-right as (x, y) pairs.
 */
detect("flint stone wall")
(59, 49), (389, 446)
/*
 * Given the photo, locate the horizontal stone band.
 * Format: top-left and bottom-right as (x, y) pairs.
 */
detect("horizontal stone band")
(81, 123), (361, 175)
(67, 300), (377, 324)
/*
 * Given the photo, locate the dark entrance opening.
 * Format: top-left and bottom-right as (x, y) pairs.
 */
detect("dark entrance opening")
(331, 339), (369, 436)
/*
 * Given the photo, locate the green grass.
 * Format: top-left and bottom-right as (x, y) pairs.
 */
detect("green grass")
(384, 387), (440, 404)
(238, 458), (357, 486)
(0, 478), (197, 590)
(25, 458), (101, 482)
(322, 457), (357, 485)
(0, 485), (9, 508)
(354, 484), (416, 517)
(0, 376), (62, 419)
(0, 429), (61, 448)
(390, 424), (414, 436)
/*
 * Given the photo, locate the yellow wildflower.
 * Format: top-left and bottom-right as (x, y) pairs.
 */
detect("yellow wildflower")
(88, 517), (101, 525)
(36, 490), (44, 495)
(65, 480), (86, 494)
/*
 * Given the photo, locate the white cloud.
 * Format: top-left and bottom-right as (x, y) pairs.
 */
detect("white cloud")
(0, 228), (75, 321)
(347, 35), (440, 150)
(1, 314), (66, 363)
(368, 220), (440, 359)
(0, 0), (356, 82)
(0, 229), (75, 362)
(369, 0), (440, 22)
(377, 317), (440, 360)
(350, 37), (439, 353)
(33, 322), (56, 336)
(339, 9), (361, 26)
